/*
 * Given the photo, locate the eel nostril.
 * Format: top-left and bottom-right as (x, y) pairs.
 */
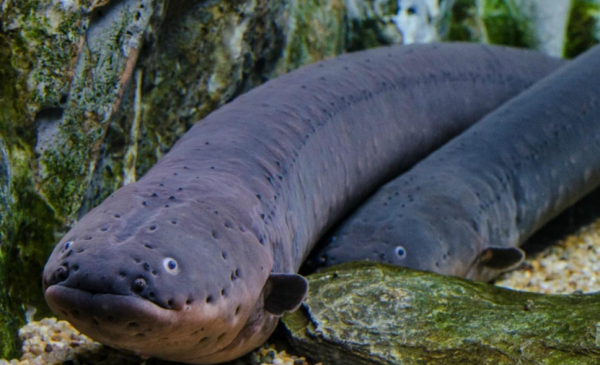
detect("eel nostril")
(53, 265), (69, 284)
(131, 278), (147, 294)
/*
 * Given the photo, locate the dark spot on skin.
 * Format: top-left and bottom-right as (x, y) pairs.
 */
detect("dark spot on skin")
(164, 205), (169, 208)
(144, 244), (153, 249)
(143, 262), (151, 271)
(100, 226), (109, 231)
(167, 299), (174, 307)
(235, 269), (241, 278)
(221, 251), (227, 260)
(152, 193), (158, 197)
(171, 220), (177, 225)
(72, 264), (79, 272)
(131, 278), (146, 294)
(199, 337), (208, 343)
(113, 214), (121, 218)
(54, 265), (69, 283)
(149, 292), (155, 299)
(159, 183), (164, 187)
(256, 194), (262, 200)
(142, 201), (147, 206)
(169, 196), (176, 200)
(186, 299), (193, 305)
(221, 289), (227, 297)
(119, 272), (126, 278)
(212, 231), (219, 239)
(149, 225), (157, 231)
(217, 333), (226, 341)
(206, 295), (213, 304)
(235, 306), (241, 316)
(178, 187), (183, 191)
(134, 258), (141, 263)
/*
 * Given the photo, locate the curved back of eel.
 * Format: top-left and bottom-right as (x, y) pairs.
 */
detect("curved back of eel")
(315, 44), (600, 283)
(42, 43), (564, 364)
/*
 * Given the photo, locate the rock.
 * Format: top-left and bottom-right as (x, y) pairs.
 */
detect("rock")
(564, 0), (600, 58)
(442, 0), (599, 58)
(283, 262), (600, 365)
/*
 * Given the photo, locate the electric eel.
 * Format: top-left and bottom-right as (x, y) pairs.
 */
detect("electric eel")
(42, 43), (565, 364)
(315, 44), (600, 283)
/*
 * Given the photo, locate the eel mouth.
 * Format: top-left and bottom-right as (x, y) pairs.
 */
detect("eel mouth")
(45, 285), (247, 362)
(45, 285), (173, 342)
(45, 285), (203, 357)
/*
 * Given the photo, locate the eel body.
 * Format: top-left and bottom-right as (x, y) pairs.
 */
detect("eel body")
(42, 43), (564, 364)
(315, 44), (600, 283)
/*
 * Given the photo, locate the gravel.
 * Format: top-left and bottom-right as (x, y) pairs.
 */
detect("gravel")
(495, 218), (600, 294)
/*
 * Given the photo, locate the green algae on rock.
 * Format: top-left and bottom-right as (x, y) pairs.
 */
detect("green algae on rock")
(0, 0), (159, 355)
(443, 0), (536, 47)
(564, 0), (600, 58)
(283, 262), (600, 365)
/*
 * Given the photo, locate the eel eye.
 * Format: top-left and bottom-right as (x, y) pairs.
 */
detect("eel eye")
(63, 241), (72, 251)
(395, 246), (407, 259)
(163, 258), (179, 275)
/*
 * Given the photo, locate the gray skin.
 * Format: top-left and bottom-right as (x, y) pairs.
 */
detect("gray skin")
(42, 43), (565, 364)
(314, 44), (600, 283)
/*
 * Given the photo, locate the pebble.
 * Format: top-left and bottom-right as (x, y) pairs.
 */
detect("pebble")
(496, 218), (600, 294)
(3, 218), (600, 364)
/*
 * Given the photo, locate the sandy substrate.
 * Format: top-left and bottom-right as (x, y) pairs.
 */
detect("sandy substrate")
(3, 218), (600, 365)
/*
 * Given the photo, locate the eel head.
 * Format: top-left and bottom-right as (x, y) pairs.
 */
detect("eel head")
(42, 185), (307, 364)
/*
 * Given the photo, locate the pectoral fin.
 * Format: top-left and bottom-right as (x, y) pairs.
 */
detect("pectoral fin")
(479, 247), (525, 271)
(263, 273), (308, 315)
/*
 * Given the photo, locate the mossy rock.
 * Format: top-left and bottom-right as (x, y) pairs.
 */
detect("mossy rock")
(283, 262), (600, 365)
(564, 0), (600, 58)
